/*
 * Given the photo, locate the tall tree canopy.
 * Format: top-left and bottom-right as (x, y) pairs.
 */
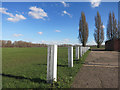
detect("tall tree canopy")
(118, 21), (120, 38)
(78, 12), (89, 47)
(107, 12), (118, 40)
(94, 11), (104, 48)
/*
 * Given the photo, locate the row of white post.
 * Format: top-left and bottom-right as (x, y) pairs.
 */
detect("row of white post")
(47, 45), (90, 83)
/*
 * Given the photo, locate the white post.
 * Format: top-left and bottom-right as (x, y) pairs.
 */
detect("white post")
(85, 47), (86, 53)
(84, 47), (86, 53)
(82, 47), (84, 55)
(88, 47), (89, 50)
(68, 46), (73, 67)
(75, 46), (79, 60)
(47, 45), (57, 83)
(80, 47), (82, 57)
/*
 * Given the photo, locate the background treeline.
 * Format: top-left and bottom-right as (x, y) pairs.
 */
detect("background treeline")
(0, 40), (76, 47)
(0, 40), (47, 47)
(0, 40), (103, 48)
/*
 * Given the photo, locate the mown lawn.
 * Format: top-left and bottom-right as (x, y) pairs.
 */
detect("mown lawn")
(2, 47), (90, 88)
(90, 46), (105, 49)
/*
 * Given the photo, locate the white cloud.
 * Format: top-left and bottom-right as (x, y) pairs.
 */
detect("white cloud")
(55, 30), (61, 32)
(62, 10), (72, 18)
(61, 1), (69, 7)
(63, 38), (69, 43)
(39, 38), (70, 45)
(0, 8), (13, 17)
(28, 6), (48, 20)
(90, 0), (101, 8)
(13, 34), (23, 37)
(102, 25), (105, 28)
(7, 14), (26, 22)
(41, 40), (46, 43)
(0, 7), (26, 22)
(38, 32), (43, 35)
(87, 40), (97, 45)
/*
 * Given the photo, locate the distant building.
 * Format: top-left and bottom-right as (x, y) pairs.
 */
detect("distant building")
(105, 39), (120, 51)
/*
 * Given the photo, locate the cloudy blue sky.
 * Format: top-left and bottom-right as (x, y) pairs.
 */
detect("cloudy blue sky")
(0, 1), (118, 45)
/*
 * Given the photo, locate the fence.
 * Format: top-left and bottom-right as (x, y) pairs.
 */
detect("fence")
(47, 45), (90, 83)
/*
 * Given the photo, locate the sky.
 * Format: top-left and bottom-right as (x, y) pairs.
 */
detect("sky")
(0, 1), (118, 45)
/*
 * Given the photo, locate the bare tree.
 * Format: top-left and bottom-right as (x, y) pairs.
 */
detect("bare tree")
(78, 12), (89, 47)
(2, 40), (6, 47)
(6, 40), (12, 47)
(94, 11), (104, 48)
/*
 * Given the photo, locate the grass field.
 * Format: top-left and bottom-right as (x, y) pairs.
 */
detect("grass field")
(90, 46), (105, 49)
(2, 47), (90, 88)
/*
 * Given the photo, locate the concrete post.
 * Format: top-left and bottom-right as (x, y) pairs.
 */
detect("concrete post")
(47, 45), (57, 83)
(88, 47), (89, 50)
(80, 47), (82, 57)
(84, 47), (86, 53)
(75, 46), (79, 60)
(82, 47), (84, 55)
(68, 46), (73, 67)
(85, 47), (87, 52)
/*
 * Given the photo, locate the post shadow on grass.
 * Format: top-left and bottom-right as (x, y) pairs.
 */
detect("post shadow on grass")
(73, 59), (79, 61)
(73, 61), (79, 65)
(37, 63), (68, 67)
(0, 73), (47, 84)
(57, 64), (68, 67)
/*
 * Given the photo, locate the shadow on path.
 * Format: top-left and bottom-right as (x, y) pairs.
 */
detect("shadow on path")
(91, 49), (105, 51)
(1, 73), (47, 84)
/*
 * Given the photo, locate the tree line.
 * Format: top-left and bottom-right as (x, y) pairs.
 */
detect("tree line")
(0, 40), (47, 47)
(0, 40), (75, 47)
(79, 11), (119, 48)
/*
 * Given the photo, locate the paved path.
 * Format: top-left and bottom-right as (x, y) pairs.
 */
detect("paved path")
(72, 49), (119, 88)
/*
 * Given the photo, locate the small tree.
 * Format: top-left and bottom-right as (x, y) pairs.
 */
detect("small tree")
(94, 11), (104, 48)
(78, 12), (89, 47)
(6, 40), (12, 47)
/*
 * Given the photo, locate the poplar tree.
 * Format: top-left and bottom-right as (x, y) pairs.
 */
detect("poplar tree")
(112, 12), (118, 39)
(94, 11), (104, 48)
(78, 12), (89, 47)
(118, 21), (120, 38)
(107, 12), (112, 40)
(107, 12), (118, 40)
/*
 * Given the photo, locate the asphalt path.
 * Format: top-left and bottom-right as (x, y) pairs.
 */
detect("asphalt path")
(72, 49), (119, 88)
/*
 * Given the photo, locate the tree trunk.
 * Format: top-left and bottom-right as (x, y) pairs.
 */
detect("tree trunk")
(82, 42), (86, 47)
(97, 43), (101, 48)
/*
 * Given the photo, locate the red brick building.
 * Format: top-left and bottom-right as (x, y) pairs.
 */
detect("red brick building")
(105, 39), (120, 51)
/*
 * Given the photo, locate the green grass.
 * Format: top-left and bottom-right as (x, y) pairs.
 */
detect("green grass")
(90, 46), (105, 49)
(2, 47), (90, 88)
